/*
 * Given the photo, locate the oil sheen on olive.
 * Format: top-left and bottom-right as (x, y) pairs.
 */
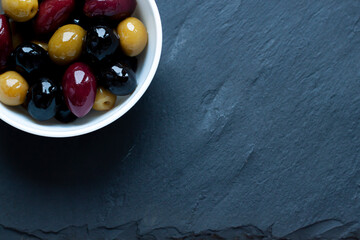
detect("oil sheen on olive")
(0, 71), (29, 106)
(12, 42), (49, 79)
(84, 25), (120, 64)
(62, 62), (97, 118)
(117, 17), (148, 57)
(34, 0), (75, 35)
(48, 24), (86, 65)
(27, 77), (59, 121)
(2, 0), (38, 22)
(99, 62), (137, 96)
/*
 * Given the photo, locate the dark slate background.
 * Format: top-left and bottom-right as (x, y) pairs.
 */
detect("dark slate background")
(1, 0), (360, 239)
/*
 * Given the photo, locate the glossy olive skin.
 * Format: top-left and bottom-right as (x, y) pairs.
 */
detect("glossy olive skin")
(63, 62), (97, 117)
(48, 24), (86, 65)
(34, 0), (75, 35)
(84, 25), (119, 64)
(0, 71), (29, 106)
(0, 15), (12, 71)
(99, 62), (137, 96)
(83, 0), (136, 20)
(2, 0), (38, 22)
(12, 43), (49, 79)
(27, 77), (59, 121)
(117, 17), (148, 57)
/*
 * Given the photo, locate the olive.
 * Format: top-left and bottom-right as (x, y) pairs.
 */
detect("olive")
(93, 87), (116, 111)
(83, 0), (136, 20)
(27, 77), (58, 121)
(31, 41), (49, 51)
(0, 71), (29, 106)
(12, 43), (50, 80)
(63, 62), (97, 117)
(117, 17), (148, 57)
(48, 24), (86, 65)
(55, 102), (77, 123)
(34, 0), (75, 35)
(99, 62), (137, 96)
(55, 88), (77, 123)
(2, 0), (39, 22)
(84, 25), (120, 64)
(0, 15), (12, 71)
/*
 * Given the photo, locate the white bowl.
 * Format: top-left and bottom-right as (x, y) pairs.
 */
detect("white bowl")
(0, 0), (162, 138)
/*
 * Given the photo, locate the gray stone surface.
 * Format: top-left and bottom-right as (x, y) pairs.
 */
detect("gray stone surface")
(1, 0), (360, 239)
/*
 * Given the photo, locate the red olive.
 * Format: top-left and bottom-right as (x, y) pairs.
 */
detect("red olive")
(0, 15), (13, 71)
(83, 0), (137, 20)
(62, 62), (97, 117)
(34, 0), (76, 35)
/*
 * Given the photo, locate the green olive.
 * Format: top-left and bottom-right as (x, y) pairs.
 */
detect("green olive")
(93, 87), (117, 111)
(2, 0), (38, 22)
(0, 71), (29, 106)
(48, 24), (86, 65)
(117, 17), (148, 57)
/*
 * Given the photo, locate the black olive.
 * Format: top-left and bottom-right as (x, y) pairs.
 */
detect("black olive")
(55, 86), (77, 123)
(55, 102), (77, 123)
(83, 25), (119, 64)
(27, 77), (59, 121)
(99, 62), (137, 96)
(12, 42), (50, 81)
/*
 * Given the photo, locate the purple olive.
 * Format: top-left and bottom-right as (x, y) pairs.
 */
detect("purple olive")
(34, 0), (76, 35)
(83, 0), (137, 20)
(63, 62), (97, 117)
(0, 15), (13, 71)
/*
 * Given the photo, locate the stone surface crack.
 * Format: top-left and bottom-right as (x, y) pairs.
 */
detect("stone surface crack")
(0, 219), (359, 239)
(0, 224), (43, 240)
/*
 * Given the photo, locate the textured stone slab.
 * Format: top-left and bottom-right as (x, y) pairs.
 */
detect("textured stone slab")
(0, 0), (360, 239)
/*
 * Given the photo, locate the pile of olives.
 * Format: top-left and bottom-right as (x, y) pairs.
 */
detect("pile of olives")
(0, 0), (147, 123)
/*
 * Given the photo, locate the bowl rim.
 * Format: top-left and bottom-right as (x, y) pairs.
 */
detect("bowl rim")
(0, 0), (163, 138)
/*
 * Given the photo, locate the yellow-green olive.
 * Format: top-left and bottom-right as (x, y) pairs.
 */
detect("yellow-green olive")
(93, 87), (117, 111)
(117, 17), (148, 57)
(2, 0), (38, 22)
(32, 40), (48, 51)
(48, 24), (86, 65)
(0, 71), (29, 106)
